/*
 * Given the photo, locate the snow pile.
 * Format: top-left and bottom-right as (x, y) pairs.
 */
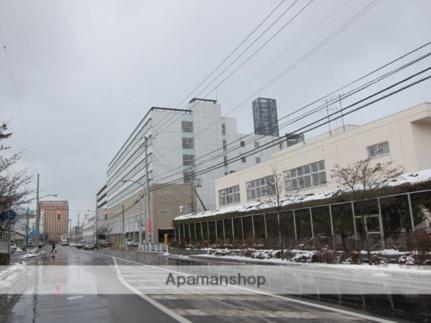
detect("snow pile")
(175, 169), (431, 221)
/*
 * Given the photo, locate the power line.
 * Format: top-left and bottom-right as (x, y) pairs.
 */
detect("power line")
(150, 0), (380, 166)
(153, 39), (429, 184)
(150, 67), (431, 190)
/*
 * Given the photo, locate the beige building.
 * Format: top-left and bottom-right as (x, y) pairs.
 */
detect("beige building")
(215, 102), (431, 208)
(40, 201), (69, 242)
(107, 183), (195, 244)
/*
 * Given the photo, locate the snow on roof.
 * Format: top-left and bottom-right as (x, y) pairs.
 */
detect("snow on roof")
(174, 169), (431, 221)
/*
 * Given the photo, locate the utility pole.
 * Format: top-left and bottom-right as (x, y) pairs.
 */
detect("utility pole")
(77, 213), (80, 241)
(35, 173), (41, 249)
(144, 136), (151, 243)
(25, 207), (29, 250)
(95, 198), (98, 245)
(122, 205), (125, 250)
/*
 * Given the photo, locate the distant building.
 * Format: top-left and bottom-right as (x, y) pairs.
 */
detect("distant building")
(253, 97), (279, 136)
(102, 98), (281, 243)
(40, 201), (69, 242)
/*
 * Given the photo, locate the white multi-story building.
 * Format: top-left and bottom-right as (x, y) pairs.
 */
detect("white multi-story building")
(103, 98), (283, 242)
(215, 102), (431, 209)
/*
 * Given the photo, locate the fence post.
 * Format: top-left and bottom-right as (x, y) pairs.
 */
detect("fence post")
(292, 210), (298, 242)
(231, 218), (235, 242)
(377, 198), (386, 249)
(329, 205), (335, 250)
(263, 214), (268, 239)
(240, 217), (244, 242)
(251, 215), (256, 246)
(309, 208), (314, 240)
(407, 193), (415, 232)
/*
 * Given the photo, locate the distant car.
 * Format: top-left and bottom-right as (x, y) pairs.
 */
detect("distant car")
(61, 239), (69, 246)
(69, 241), (79, 247)
(84, 241), (96, 250)
(126, 240), (138, 247)
(97, 239), (109, 248)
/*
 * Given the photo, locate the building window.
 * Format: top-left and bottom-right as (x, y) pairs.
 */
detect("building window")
(246, 175), (274, 200)
(57, 214), (60, 220)
(284, 160), (326, 191)
(255, 157), (261, 164)
(182, 137), (194, 149)
(241, 157), (246, 163)
(181, 121), (193, 133)
(183, 169), (194, 183)
(222, 140), (227, 151)
(183, 154), (194, 166)
(254, 141), (260, 148)
(367, 141), (390, 158)
(221, 124), (226, 135)
(240, 141), (245, 147)
(218, 185), (240, 206)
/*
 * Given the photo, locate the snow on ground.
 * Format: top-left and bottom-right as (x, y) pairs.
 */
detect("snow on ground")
(193, 252), (431, 272)
(175, 169), (431, 221)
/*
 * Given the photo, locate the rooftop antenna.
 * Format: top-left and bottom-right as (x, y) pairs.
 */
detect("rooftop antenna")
(325, 99), (332, 136)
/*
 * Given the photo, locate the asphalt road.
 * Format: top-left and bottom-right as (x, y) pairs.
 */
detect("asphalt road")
(1, 247), (388, 323)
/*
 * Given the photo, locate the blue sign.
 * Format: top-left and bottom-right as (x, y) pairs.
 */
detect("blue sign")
(0, 209), (17, 221)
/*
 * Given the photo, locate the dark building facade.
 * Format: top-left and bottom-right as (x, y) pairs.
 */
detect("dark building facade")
(252, 97), (279, 136)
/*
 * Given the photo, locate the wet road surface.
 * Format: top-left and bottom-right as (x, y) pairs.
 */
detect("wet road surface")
(1, 247), (388, 323)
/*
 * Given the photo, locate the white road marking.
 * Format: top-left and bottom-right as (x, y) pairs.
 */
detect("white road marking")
(66, 295), (83, 301)
(108, 253), (396, 323)
(112, 257), (190, 323)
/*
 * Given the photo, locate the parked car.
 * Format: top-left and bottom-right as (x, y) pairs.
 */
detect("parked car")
(126, 240), (138, 247)
(84, 241), (96, 250)
(97, 239), (110, 248)
(61, 239), (69, 246)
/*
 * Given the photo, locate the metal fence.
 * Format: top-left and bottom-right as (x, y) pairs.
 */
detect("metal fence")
(174, 189), (431, 251)
(138, 243), (169, 253)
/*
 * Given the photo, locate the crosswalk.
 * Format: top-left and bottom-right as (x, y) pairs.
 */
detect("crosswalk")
(113, 258), (381, 322)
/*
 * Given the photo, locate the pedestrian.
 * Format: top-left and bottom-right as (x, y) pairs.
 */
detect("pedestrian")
(51, 241), (56, 253)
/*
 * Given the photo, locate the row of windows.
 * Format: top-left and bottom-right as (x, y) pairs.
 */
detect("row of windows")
(218, 185), (240, 206)
(218, 161), (328, 205)
(246, 175), (274, 201)
(107, 156), (149, 198)
(108, 174), (147, 207)
(284, 160), (326, 191)
(108, 122), (149, 176)
(107, 140), (147, 187)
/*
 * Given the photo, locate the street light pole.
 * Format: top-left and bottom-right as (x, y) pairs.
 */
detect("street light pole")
(35, 173), (40, 249)
(144, 136), (150, 244)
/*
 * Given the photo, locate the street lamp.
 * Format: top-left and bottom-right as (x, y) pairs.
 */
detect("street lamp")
(122, 179), (145, 245)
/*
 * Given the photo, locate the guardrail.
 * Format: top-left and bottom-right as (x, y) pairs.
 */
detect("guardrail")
(138, 243), (169, 253)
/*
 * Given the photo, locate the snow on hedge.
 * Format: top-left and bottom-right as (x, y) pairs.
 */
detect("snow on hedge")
(174, 169), (431, 221)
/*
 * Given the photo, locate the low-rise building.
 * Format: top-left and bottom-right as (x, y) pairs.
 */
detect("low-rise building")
(215, 102), (431, 208)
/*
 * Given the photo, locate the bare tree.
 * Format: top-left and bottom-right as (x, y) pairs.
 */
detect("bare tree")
(96, 225), (112, 240)
(331, 158), (403, 261)
(266, 166), (285, 258)
(0, 123), (31, 229)
(331, 158), (403, 193)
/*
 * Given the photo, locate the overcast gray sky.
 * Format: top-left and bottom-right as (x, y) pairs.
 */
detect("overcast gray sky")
(0, 0), (430, 225)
